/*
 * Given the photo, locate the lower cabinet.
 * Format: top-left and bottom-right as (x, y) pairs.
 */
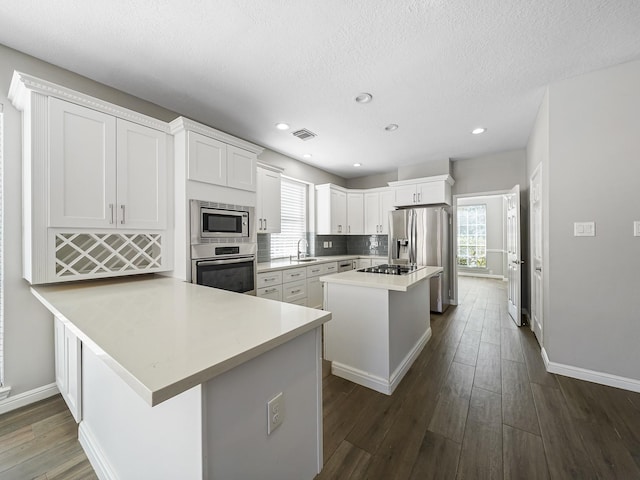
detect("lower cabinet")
(54, 316), (82, 422)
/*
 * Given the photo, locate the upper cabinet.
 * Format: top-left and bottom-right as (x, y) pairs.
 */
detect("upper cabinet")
(180, 121), (258, 192)
(346, 193), (364, 235)
(389, 175), (455, 207)
(49, 99), (167, 230)
(364, 189), (395, 234)
(10, 71), (172, 284)
(256, 165), (281, 233)
(316, 184), (347, 234)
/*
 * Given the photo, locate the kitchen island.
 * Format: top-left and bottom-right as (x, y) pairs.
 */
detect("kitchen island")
(31, 275), (331, 480)
(320, 266), (443, 395)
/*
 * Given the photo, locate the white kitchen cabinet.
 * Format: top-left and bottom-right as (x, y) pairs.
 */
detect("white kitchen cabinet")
(48, 98), (167, 230)
(346, 193), (364, 235)
(390, 175), (454, 207)
(54, 316), (82, 423)
(306, 263), (325, 309)
(257, 270), (283, 288)
(187, 131), (257, 192)
(364, 189), (395, 234)
(49, 98), (117, 228)
(256, 166), (281, 233)
(256, 285), (283, 302)
(316, 184), (347, 234)
(116, 119), (168, 229)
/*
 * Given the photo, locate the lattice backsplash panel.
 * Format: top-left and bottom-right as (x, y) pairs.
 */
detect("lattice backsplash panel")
(55, 233), (163, 278)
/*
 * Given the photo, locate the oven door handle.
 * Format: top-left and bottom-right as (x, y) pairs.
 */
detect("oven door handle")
(196, 256), (255, 267)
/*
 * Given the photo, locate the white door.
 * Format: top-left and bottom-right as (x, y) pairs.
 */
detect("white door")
(530, 165), (543, 342)
(227, 145), (257, 192)
(506, 185), (522, 326)
(49, 97), (117, 228)
(116, 119), (167, 229)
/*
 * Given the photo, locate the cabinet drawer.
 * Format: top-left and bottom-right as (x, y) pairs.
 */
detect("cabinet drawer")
(256, 271), (283, 288)
(283, 267), (306, 283)
(306, 264), (324, 277)
(257, 285), (283, 302)
(282, 280), (307, 303)
(321, 262), (338, 275)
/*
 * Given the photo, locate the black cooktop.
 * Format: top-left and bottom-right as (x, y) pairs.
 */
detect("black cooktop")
(358, 264), (424, 275)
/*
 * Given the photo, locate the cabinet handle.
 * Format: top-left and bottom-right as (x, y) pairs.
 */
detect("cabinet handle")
(120, 205), (126, 224)
(413, 193), (416, 203)
(109, 204), (114, 224)
(264, 218), (267, 230)
(259, 218), (263, 230)
(291, 273), (301, 277)
(418, 192), (421, 202)
(291, 289), (302, 294)
(265, 288), (277, 293)
(348, 225), (351, 233)
(535, 267), (542, 272)
(265, 278), (277, 282)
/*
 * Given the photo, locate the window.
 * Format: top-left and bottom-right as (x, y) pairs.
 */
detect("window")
(270, 177), (308, 259)
(457, 204), (487, 268)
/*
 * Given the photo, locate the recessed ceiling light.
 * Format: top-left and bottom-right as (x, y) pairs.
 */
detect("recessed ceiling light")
(353, 163), (362, 167)
(275, 123), (290, 130)
(471, 127), (486, 135)
(385, 124), (399, 132)
(303, 153), (312, 159)
(355, 93), (373, 104)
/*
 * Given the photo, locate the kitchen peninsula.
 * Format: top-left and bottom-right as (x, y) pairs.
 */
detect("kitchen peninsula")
(320, 266), (443, 395)
(31, 275), (331, 480)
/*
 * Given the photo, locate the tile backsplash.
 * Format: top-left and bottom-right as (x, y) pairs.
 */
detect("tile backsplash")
(258, 233), (388, 263)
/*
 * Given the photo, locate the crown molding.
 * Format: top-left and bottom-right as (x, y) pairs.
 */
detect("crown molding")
(8, 71), (170, 133)
(169, 116), (263, 155)
(388, 174), (455, 187)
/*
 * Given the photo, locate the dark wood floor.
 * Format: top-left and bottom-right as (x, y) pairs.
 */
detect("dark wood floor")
(2, 277), (639, 479)
(318, 277), (640, 480)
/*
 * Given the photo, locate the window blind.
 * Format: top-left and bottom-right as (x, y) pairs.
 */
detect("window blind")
(270, 177), (308, 259)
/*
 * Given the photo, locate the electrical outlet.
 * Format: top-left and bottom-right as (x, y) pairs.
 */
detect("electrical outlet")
(574, 222), (595, 237)
(329, 241), (333, 248)
(323, 241), (329, 248)
(267, 392), (284, 435)
(634, 221), (640, 237)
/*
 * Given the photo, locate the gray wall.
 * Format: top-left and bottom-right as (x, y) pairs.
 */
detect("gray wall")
(458, 196), (505, 277)
(346, 170), (397, 189)
(452, 149), (527, 196)
(0, 43), (182, 399)
(534, 59), (640, 381)
(258, 149), (346, 187)
(398, 158), (450, 180)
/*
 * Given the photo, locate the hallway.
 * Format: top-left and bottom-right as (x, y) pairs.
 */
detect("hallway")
(319, 276), (640, 479)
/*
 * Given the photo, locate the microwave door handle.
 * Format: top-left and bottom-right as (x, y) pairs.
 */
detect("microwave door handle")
(197, 257), (255, 267)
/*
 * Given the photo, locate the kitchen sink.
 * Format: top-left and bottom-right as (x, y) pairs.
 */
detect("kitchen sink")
(295, 258), (318, 262)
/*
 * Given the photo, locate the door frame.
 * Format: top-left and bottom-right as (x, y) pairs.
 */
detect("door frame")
(529, 163), (544, 343)
(451, 189), (513, 307)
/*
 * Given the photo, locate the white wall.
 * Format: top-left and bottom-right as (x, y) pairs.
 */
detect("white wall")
(452, 149), (527, 196)
(346, 170), (397, 189)
(397, 158), (450, 181)
(258, 149), (346, 186)
(542, 59), (640, 382)
(458, 196), (505, 277)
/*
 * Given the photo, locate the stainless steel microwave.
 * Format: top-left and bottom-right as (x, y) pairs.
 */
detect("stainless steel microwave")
(190, 200), (254, 242)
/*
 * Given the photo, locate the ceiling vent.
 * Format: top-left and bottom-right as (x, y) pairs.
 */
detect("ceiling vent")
(292, 128), (317, 141)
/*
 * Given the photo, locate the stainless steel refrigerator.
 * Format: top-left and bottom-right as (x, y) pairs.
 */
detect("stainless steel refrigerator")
(389, 207), (450, 313)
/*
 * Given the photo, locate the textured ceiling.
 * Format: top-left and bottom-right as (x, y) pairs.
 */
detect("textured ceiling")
(2, 1), (640, 178)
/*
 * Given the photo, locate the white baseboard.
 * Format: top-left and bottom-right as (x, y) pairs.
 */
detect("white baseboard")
(0, 386), (11, 401)
(331, 328), (431, 395)
(0, 382), (58, 415)
(458, 272), (504, 280)
(542, 348), (640, 393)
(79, 421), (117, 480)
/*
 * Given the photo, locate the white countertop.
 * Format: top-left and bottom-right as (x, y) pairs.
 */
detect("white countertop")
(319, 266), (443, 292)
(257, 255), (386, 273)
(31, 275), (331, 407)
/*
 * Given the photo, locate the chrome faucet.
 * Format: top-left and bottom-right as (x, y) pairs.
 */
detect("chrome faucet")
(297, 238), (309, 260)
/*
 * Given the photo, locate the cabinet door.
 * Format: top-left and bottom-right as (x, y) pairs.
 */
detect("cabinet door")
(187, 131), (227, 186)
(65, 327), (82, 422)
(378, 189), (395, 234)
(331, 189), (347, 234)
(54, 316), (66, 394)
(346, 193), (364, 235)
(257, 168), (281, 233)
(364, 192), (380, 234)
(393, 185), (417, 207)
(416, 181), (444, 205)
(257, 285), (283, 302)
(49, 97), (117, 228)
(116, 120), (167, 229)
(227, 145), (257, 191)
(306, 276), (323, 309)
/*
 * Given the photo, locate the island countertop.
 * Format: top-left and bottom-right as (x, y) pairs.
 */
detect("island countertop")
(319, 265), (443, 292)
(31, 275), (331, 407)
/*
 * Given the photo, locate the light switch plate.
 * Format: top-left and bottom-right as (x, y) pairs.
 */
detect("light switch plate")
(634, 221), (640, 237)
(574, 222), (595, 237)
